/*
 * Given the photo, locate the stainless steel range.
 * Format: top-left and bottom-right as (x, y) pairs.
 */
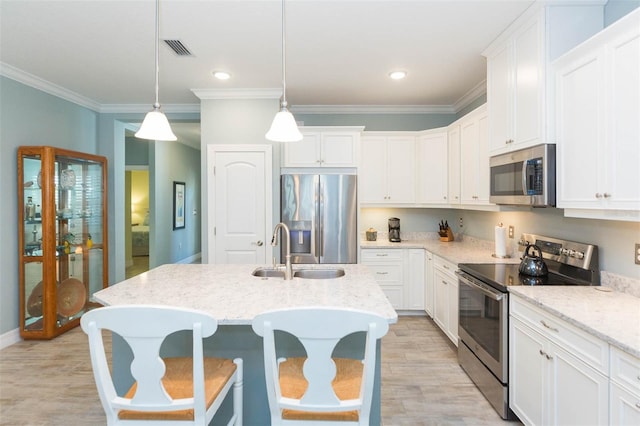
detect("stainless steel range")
(456, 233), (600, 420)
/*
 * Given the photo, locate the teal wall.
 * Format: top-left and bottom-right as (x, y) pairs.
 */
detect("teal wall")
(0, 77), (201, 335)
(125, 136), (150, 166)
(605, 0), (640, 25)
(295, 112), (456, 131)
(0, 76), (99, 335)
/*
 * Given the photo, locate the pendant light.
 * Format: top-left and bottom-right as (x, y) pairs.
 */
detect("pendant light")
(135, 0), (177, 141)
(265, 0), (302, 142)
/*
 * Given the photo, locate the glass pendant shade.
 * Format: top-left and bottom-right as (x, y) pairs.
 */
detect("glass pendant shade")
(266, 106), (303, 142)
(135, 106), (177, 141)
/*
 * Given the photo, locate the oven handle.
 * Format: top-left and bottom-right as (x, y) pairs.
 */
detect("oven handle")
(456, 270), (504, 301)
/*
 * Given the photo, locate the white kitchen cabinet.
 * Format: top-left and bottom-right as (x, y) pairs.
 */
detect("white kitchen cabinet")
(361, 248), (424, 311)
(406, 249), (425, 311)
(424, 250), (434, 318)
(433, 255), (458, 345)
(555, 8), (640, 218)
(282, 127), (363, 168)
(446, 125), (461, 205)
(416, 128), (449, 205)
(459, 105), (491, 205)
(510, 296), (609, 426)
(610, 346), (640, 425)
(484, 3), (603, 155)
(360, 134), (416, 205)
(360, 249), (404, 309)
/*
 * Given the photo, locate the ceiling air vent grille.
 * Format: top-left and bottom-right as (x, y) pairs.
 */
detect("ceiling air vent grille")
(163, 39), (192, 56)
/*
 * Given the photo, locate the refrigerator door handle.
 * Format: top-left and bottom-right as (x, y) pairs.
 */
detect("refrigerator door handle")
(318, 180), (323, 261)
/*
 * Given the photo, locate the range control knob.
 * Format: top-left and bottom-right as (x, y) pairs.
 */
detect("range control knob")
(575, 251), (585, 259)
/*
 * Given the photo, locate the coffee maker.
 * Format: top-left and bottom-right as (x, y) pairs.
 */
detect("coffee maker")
(388, 217), (401, 242)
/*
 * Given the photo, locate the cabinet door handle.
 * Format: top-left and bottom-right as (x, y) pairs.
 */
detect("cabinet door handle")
(603, 193), (611, 198)
(443, 265), (449, 270)
(595, 193), (603, 199)
(377, 271), (389, 275)
(376, 253), (388, 257)
(253, 240), (264, 246)
(539, 349), (552, 360)
(540, 320), (559, 332)
(442, 280), (448, 285)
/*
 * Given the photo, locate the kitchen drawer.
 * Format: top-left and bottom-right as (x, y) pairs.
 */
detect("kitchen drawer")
(511, 297), (609, 374)
(365, 264), (403, 283)
(361, 249), (403, 262)
(433, 255), (456, 277)
(611, 346), (640, 394)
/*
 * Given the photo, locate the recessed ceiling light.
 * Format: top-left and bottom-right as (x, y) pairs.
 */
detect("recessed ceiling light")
(213, 71), (231, 80)
(389, 71), (407, 80)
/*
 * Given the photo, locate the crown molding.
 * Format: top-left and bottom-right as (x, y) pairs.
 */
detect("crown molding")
(99, 104), (201, 114)
(0, 62), (101, 112)
(452, 79), (487, 112)
(2, 63), (485, 116)
(290, 104), (456, 114)
(191, 88), (282, 100)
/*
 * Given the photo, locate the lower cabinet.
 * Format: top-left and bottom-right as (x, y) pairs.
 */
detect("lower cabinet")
(361, 248), (424, 311)
(610, 346), (640, 425)
(424, 250), (434, 317)
(432, 255), (458, 345)
(510, 295), (611, 425)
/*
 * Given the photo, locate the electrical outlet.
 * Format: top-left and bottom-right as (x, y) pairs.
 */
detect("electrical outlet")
(635, 243), (640, 265)
(459, 217), (463, 228)
(508, 226), (514, 239)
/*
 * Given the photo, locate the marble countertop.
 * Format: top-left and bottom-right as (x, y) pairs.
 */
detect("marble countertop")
(509, 286), (640, 358)
(362, 236), (640, 358)
(93, 263), (398, 325)
(361, 237), (521, 266)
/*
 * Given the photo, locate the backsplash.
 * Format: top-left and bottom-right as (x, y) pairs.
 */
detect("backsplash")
(601, 272), (640, 298)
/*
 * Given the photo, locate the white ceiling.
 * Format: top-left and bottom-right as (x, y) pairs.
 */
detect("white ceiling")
(1, 0), (534, 146)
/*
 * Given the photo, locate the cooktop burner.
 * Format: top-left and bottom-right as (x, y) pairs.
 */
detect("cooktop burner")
(458, 233), (600, 292)
(458, 263), (585, 291)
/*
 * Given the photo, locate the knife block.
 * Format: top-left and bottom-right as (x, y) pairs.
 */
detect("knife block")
(440, 227), (454, 242)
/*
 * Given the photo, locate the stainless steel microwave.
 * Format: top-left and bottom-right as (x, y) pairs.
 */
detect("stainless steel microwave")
(489, 144), (556, 207)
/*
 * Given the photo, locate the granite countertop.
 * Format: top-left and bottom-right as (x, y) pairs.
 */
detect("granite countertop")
(509, 286), (640, 358)
(93, 263), (398, 325)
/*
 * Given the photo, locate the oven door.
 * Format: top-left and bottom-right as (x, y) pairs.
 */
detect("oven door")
(457, 270), (508, 383)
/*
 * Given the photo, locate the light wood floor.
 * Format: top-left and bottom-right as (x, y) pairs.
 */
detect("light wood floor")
(0, 316), (511, 425)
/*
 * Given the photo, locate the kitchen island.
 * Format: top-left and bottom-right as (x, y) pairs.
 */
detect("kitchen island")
(93, 263), (397, 425)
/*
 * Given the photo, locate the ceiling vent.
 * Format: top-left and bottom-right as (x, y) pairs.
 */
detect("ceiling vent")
(163, 39), (193, 56)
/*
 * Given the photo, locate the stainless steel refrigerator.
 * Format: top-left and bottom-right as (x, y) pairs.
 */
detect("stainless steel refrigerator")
(281, 173), (357, 264)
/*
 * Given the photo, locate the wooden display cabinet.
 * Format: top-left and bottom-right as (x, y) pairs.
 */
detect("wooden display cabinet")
(18, 146), (108, 339)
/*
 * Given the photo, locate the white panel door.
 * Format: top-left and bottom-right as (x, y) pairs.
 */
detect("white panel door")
(209, 146), (272, 264)
(416, 131), (448, 204)
(359, 136), (388, 203)
(387, 137), (416, 203)
(321, 133), (358, 167)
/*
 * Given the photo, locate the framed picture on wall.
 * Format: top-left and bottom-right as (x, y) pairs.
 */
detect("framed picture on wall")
(173, 181), (185, 230)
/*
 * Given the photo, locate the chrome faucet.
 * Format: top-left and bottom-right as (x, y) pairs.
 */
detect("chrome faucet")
(271, 222), (292, 280)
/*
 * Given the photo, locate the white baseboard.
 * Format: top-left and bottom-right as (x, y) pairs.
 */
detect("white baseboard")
(0, 328), (21, 350)
(176, 252), (202, 264)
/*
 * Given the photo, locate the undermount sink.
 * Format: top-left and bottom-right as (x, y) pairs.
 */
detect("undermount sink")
(251, 268), (286, 278)
(251, 267), (345, 279)
(294, 268), (345, 279)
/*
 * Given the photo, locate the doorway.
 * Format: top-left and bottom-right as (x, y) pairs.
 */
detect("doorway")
(125, 169), (150, 278)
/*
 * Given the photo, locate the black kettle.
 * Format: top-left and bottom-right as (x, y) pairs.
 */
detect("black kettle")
(519, 244), (548, 277)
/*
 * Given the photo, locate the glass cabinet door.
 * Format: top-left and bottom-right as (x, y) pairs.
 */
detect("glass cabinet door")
(19, 146), (108, 339)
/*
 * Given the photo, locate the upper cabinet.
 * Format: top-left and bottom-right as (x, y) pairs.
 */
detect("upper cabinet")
(447, 104), (494, 208)
(281, 126), (363, 168)
(483, 2), (604, 156)
(554, 8), (640, 220)
(416, 129), (449, 205)
(360, 133), (416, 205)
(460, 105), (491, 205)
